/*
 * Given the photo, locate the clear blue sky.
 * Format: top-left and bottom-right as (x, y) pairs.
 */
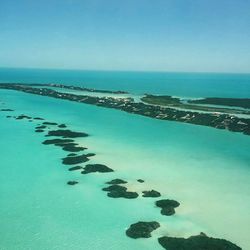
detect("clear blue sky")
(0, 0), (249, 73)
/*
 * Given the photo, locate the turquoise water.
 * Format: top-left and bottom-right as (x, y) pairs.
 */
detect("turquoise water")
(0, 69), (250, 250)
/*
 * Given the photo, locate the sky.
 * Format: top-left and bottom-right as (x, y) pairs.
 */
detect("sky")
(0, 0), (250, 73)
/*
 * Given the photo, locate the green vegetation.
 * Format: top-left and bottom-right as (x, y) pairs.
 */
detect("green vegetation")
(188, 97), (250, 109)
(141, 94), (250, 115)
(141, 95), (181, 106)
(1, 83), (250, 136)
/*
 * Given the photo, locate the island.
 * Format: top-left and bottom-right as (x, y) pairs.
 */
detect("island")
(26, 83), (129, 94)
(141, 94), (250, 114)
(188, 97), (250, 109)
(158, 232), (242, 250)
(0, 83), (249, 136)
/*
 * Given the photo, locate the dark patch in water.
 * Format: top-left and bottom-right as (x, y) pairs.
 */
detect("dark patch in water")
(81, 164), (114, 174)
(62, 144), (87, 152)
(158, 233), (242, 250)
(67, 153), (77, 157)
(1, 108), (14, 111)
(102, 184), (127, 192)
(35, 129), (44, 133)
(67, 181), (78, 185)
(16, 115), (32, 120)
(68, 166), (82, 171)
(106, 179), (127, 185)
(42, 138), (74, 145)
(142, 190), (161, 198)
(33, 117), (44, 120)
(137, 179), (144, 183)
(46, 129), (88, 138)
(58, 124), (67, 128)
(102, 184), (138, 199)
(62, 154), (90, 165)
(155, 199), (180, 216)
(126, 221), (160, 239)
(36, 125), (47, 129)
(43, 121), (58, 125)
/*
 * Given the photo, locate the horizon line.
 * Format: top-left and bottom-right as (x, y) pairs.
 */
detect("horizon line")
(0, 66), (250, 75)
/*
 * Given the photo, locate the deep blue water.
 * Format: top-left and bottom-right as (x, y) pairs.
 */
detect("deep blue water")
(0, 67), (250, 98)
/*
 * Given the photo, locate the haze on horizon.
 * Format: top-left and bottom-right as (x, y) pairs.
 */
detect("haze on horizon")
(0, 0), (250, 73)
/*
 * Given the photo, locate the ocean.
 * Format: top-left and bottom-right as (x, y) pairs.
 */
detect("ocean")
(0, 68), (250, 250)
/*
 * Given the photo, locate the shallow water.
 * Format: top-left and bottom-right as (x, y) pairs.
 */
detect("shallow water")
(32, 85), (136, 99)
(0, 69), (250, 250)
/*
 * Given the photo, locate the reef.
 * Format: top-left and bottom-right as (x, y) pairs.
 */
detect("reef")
(0, 84), (245, 250)
(36, 125), (47, 129)
(46, 129), (88, 138)
(68, 166), (83, 171)
(126, 221), (160, 239)
(67, 153), (77, 157)
(102, 184), (138, 199)
(43, 121), (58, 125)
(16, 114), (32, 120)
(0, 83), (249, 136)
(33, 117), (44, 120)
(57, 142), (78, 147)
(62, 144), (87, 152)
(108, 190), (138, 199)
(62, 154), (92, 165)
(102, 184), (127, 192)
(58, 123), (67, 128)
(81, 164), (114, 174)
(137, 179), (145, 183)
(106, 179), (128, 184)
(158, 233), (242, 250)
(67, 181), (78, 185)
(155, 199), (180, 216)
(35, 129), (44, 133)
(142, 190), (161, 197)
(42, 138), (74, 145)
(0, 108), (14, 111)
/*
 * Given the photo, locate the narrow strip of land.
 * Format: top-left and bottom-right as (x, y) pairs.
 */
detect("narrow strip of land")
(188, 97), (250, 109)
(26, 83), (128, 94)
(0, 83), (249, 136)
(141, 94), (250, 115)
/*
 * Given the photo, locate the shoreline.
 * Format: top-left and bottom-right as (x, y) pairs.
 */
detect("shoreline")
(0, 83), (249, 136)
(26, 83), (129, 95)
(141, 94), (250, 115)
